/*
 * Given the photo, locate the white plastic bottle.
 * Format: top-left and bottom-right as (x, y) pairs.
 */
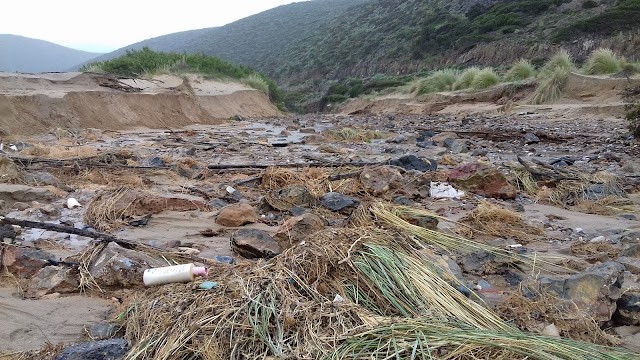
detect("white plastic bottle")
(143, 263), (208, 286)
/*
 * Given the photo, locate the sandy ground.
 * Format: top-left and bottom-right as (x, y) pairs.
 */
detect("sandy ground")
(0, 287), (112, 352)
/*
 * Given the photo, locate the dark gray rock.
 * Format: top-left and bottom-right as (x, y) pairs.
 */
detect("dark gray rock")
(443, 138), (469, 154)
(289, 206), (307, 216)
(89, 242), (166, 287)
(55, 338), (129, 360)
(389, 155), (437, 172)
(619, 214), (638, 221)
(471, 148), (488, 157)
(0, 223), (16, 242)
(207, 198), (228, 210)
(1, 246), (56, 278)
(460, 251), (514, 275)
(621, 244), (640, 258)
(416, 141), (434, 148)
(320, 192), (360, 214)
(615, 292), (640, 326)
(146, 156), (165, 167)
(23, 171), (67, 188)
(264, 184), (313, 211)
(522, 132), (540, 144)
(230, 229), (281, 259)
(540, 262), (625, 321)
(392, 196), (413, 206)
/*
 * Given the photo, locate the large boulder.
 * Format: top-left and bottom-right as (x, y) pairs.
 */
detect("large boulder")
(1, 246), (57, 278)
(215, 204), (258, 227)
(55, 338), (129, 360)
(447, 163), (517, 199)
(89, 242), (166, 288)
(540, 261), (625, 321)
(27, 265), (79, 298)
(230, 229), (281, 259)
(274, 213), (325, 250)
(615, 292), (640, 326)
(320, 192), (360, 214)
(359, 166), (403, 196)
(264, 185), (313, 211)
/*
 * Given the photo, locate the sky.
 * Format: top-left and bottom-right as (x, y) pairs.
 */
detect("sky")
(1, 0), (303, 53)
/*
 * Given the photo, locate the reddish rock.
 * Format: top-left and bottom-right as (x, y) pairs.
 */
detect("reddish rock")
(359, 166), (404, 196)
(1, 246), (56, 278)
(27, 265), (79, 298)
(447, 163), (517, 199)
(231, 229), (281, 259)
(215, 204), (258, 227)
(274, 213), (325, 250)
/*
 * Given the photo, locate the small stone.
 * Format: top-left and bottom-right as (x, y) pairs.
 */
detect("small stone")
(39, 204), (60, 217)
(264, 184), (313, 211)
(615, 292), (640, 326)
(27, 266), (79, 298)
(320, 192), (360, 214)
(619, 214), (638, 221)
(289, 206), (307, 216)
(389, 155), (437, 172)
(13, 202), (29, 211)
(208, 198), (228, 210)
(230, 229), (281, 259)
(541, 324), (560, 337)
(477, 279), (491, 290)
(274, 213), (325, 250)
(213, 255), (235, 265)
(590, 236), (606, 243)
(430, 132), (458, 146)
(215, 204), (258, 227)
(41, 292), (61, 300)
(87, 323), (118, 341)
(359, 166), (404, 196)
(511, 203), (525, 213)
(523, 132), (540, 144)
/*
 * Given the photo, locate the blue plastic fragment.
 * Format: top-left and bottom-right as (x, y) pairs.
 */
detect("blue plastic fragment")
(199, 281), (218, 290)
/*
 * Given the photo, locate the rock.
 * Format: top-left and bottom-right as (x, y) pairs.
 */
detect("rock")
(618, 257), (640, 274)
(540, 262), (625, 321)
(230, 229), (281, 259)
(213, 255), (235, 265)
(1, 246), (57, 278)
(0, 224), (16, 243)
(146, 156), (165, 167)
(0, 156), (20, 182)
(274, 213), (325, 250)
(289, 206), (307, 216)
(402, 213), (439, 231)
(264, 185), (313, 211)
(89, 242), (166, 288)
(443, 138), (469, 154)
(27, 266), (79, 298)
(320, 192), (360, 214)
(389, 155), (437, 172)
(460, 251), (514, 275)
(615, 292), (640, 325)
(23, 171), (67, 189)
(302, 134), (328, 144)
(477, 279), (492, 290)
(621, 244), (640, 258)
(359, 166), (403, 196)
(0, 184), (54, 203)
(13, 201), (30, 211)
(541, 324), (560, 337)
(208, 198), (228, 210)
(590, 236), (606, 243)
(447, 163), (517, 200)
(215, 204), (258, 227)
(619, 214), (638, 221)
(55, 338), (129, 360)
(621, 229), (640, 243)
(392, 196), (413, 205)
(471, 148), (489, 157)
(511, 203), (525, 213)
(87, 323), (118, 340)
(317, 144), (345, 154)
(431, 132), (458, 146)
(39, 204), (60, 217)
(523, 132), (540, 144)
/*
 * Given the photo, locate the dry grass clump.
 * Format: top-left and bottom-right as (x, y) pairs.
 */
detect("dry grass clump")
(510, 168), (539, 195)
(260, 167), (361, 197)
(78, 169), (145, 187)
(84, 187), (139, 231)
(547, 172), (624, 208)
(541, 49), (575, 75)
(458, 201), (543, 243)
(116, 225), (632, 359)
(496, 290), (620, 346)
(471, 68), (500, 90)
(570, 242), (621, 259)
(575, 196), (634, 215)
(416, 69), (459, 94)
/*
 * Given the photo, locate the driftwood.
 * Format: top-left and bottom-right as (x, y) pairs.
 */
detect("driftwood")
(0, 217), (214, 265)
(516, 156), (579, 181)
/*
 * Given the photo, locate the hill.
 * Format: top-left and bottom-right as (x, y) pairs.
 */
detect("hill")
(0, 34), (102, 73)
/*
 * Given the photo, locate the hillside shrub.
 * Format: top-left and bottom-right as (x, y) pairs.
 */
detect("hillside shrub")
(454, 67), (481, 90)
(582, 0), (598, 8)
(505, 60), (536, 81)
(417, 70), (459, 94)
(541, 49), (574, 75)
(531, 68), (570, 104)
(471, 68), (499, 90)
(582, 48), (623, 75)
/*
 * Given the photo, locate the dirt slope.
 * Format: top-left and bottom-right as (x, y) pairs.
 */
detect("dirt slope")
(0, 72), (281, 135)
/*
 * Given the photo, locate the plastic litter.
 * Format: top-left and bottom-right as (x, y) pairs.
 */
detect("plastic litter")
(226, 186), (236, 194)
(429, 182), (465, 199)
(199, 281), (218, 290)
(333, 294), (344, 303)
(143, 263), (208, 286)
(66, 198), (82, 209)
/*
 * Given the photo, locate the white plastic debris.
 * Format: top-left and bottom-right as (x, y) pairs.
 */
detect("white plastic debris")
(333, 294), (344, 303)
(226, 186), (236, 194)
(66, 198), (82, 209)
(429, 182), (465, 199)
(542, 323), (560, 337)
(9, 144), (17, 151)
(506, 244), (523, 249)
(590, 236), (606, 243)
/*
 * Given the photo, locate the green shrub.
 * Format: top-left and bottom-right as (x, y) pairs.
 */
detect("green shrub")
(471, 68), (499, 90)
(530, 68), (570, 104)
(582, 0), (598, 8)
(582, 48), (623, 75)
(454, 67), (481, 90)
(417, 70), (459, 94)
(241, 73), (270, 93)
(504, 59), (536, 81)
(626, 102), (640, 137)
(541, 49), (574, 75)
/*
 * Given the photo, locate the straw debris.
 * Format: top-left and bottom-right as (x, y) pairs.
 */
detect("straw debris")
(458, 201), (543, 243)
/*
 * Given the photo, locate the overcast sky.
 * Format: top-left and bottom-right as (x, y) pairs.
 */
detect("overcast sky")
(2, 0), (303, 53)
